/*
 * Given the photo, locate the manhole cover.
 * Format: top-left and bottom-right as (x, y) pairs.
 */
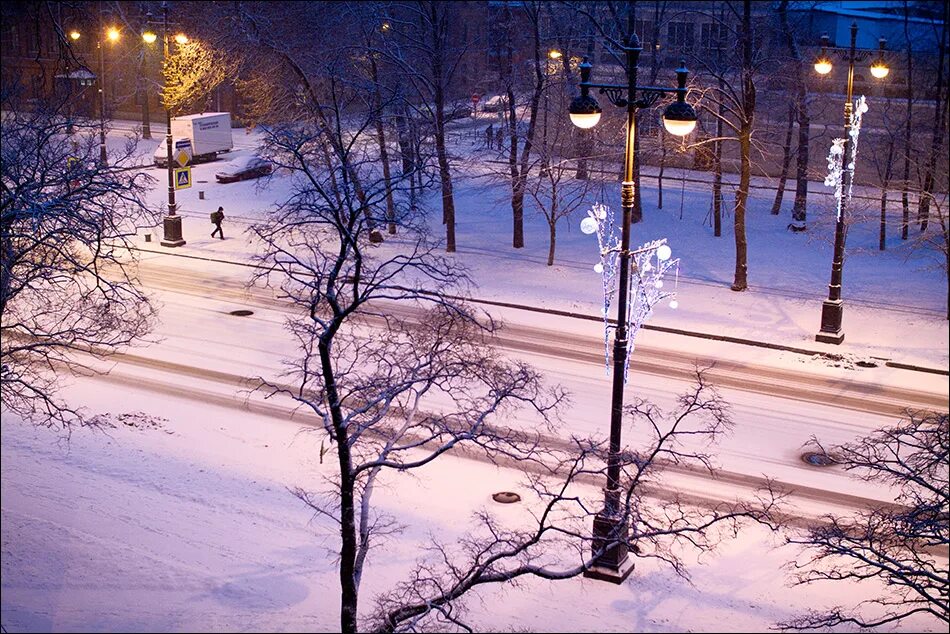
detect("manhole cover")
(229, 309), (254, 317)
(492, 492), (521, 504)
(801, 451), (836, 467)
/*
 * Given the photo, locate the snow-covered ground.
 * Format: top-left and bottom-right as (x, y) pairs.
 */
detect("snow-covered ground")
(2, 383), (941, 633)
(2, 119), (947, 633)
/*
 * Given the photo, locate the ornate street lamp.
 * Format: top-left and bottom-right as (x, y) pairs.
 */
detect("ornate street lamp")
(159, 0), (186, 247)
(141, 26), (158, 140)
(96, 21), (120, 165)
(568, 31), (696, 583)
(814, 22), (888, 344)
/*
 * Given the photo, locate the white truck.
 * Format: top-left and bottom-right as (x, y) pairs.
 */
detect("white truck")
(153, 112), (234, 167)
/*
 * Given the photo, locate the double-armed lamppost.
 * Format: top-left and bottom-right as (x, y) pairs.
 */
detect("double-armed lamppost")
(568, 31), (697, 582)
(158, 0), (188, 248)
(813, 21), (889, 344)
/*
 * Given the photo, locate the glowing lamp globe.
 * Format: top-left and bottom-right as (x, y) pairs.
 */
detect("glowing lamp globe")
(662, 101), (697, 137)
(569, 94), (602, 129)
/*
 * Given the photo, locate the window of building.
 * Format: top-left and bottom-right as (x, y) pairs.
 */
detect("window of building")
(667, 21), (694, 50)
(701, 22), (727, 50)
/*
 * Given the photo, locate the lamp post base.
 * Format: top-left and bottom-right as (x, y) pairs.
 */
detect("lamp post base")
(583, 511), (634, 584)
(816, 299), (844, 344)
(160, 215), (186, 248)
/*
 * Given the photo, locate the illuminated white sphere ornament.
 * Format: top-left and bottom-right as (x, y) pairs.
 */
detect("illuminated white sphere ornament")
(580, 217), (598, 234)
(656, 244), (672, 261)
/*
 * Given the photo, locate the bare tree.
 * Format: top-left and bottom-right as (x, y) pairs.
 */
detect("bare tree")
(526, 101), (598, 265)
(373, 370), (779, 633)
(775, 0), (813, 230)
(781, 411), (949, 630)
(379, 1), (467, 252)
(691, 0), (762, 291)
(497, 1), (545, 250)
(1, 88), (158, 428)
(916, 9), (949, 232)
(248, 76), (565, 631)
(908, 190), (950, 320)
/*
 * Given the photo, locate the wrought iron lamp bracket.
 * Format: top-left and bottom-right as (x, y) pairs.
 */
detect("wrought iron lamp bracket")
(588, 83), (671, 110)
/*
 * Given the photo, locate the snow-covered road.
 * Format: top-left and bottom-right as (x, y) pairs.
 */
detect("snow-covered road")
(77, 250), (946, 521)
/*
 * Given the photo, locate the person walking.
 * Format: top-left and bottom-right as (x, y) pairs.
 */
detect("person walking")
(210, 206), (225, 240)
(485, 123), (493, 149)
(495, 127), (504, 151)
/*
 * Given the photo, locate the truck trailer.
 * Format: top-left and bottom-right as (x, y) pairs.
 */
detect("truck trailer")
(154, 112), (234, 167)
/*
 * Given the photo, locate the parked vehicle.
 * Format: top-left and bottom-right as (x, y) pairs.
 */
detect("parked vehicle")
(481, 94), (510, 113)
(154, 112), (234, 167)
(214, 155), (272, 183)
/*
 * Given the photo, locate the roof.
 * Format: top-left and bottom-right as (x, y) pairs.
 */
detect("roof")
(796, 4), (943, 25)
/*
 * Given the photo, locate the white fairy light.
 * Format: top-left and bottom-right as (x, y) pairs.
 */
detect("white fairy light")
(824, 95), (869, 222)
(580, 202), (681, 381)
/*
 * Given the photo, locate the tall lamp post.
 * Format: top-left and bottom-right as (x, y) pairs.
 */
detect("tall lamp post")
(159, 1), (187, 247)
(813, 22), (889, 344)
(96, 18), (120, 165)
(141, 18), (158, 140)
(567, 32), (697, 582)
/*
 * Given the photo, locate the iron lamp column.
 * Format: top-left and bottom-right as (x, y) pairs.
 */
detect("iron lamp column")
(569, 35), (696, 583)
(814, 22), (888, 344)
(159, 1), (185, 247)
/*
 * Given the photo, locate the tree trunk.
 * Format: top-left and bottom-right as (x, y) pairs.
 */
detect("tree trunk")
(879, 188), (888, 251)
(547, 218), (557, 266)
(429, 6), (456, 252)
(370, 56), (396, 235)
(917, 17), (948, 232)
(435, 126), (456, 252)
(713, 70), (724, 238)
(732, 0), (754, 292)
(508, 107), (525, 248)
(901, 2), (914, 240)
(657, 139), (666, 210)
(777, 0), (810, 229)
(791, 100), (810, 226)
(320, 339), (359, 634)
(733, 127), (751, 291)
(771, 104), (795, 215)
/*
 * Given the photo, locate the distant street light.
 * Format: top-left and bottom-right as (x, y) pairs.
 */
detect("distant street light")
(141, 21), (158, 140)
(96, 15), (120, 165)
(567, 24), (696, 583)
(813, 23), (889, 344)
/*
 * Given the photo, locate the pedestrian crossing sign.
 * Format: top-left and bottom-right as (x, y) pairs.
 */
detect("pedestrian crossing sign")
(174, 166), (192, 190)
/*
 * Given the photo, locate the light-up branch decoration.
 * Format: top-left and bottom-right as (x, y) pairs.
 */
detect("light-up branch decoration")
(824, 95), (869, 221)
(581, 203), (680, 382)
